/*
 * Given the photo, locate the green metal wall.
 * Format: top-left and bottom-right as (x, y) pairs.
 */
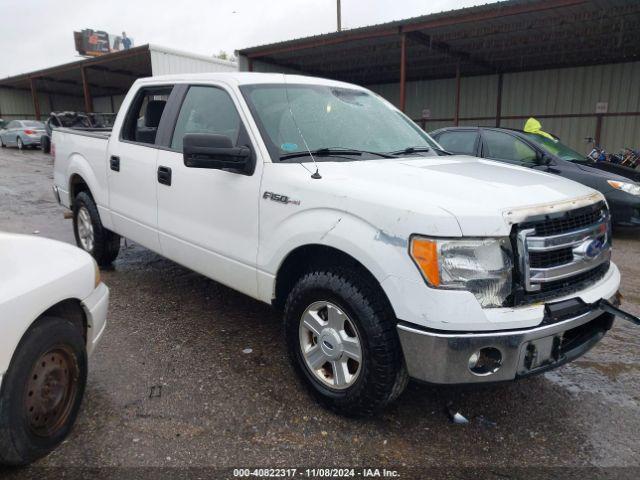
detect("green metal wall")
(368, 61), (640, 154)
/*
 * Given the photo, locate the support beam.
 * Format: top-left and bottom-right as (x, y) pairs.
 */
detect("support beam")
(496, 73), (504, 127)
(81, 67), (93, 113)
(399, 33), (407, 112)
(247, 58), (253, 72)
(595, 114), (603, 147)
(454, 62), (461, 126)
(337, 0), (342, 32)
(110, 95), (115, 113)
(29, 77), (41, 120)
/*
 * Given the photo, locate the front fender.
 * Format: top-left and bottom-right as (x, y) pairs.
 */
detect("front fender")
(257, 207), (460, 314)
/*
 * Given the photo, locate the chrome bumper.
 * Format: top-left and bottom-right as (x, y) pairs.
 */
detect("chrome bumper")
(397, 299), (616, 384)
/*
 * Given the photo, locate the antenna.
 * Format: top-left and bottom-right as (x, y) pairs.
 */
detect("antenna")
(283, 75), (322, 179)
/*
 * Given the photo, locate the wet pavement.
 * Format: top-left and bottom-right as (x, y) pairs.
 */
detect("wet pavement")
(0, 148), (639, 475)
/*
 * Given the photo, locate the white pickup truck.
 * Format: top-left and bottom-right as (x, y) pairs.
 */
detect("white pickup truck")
(52, 72), (635, 415)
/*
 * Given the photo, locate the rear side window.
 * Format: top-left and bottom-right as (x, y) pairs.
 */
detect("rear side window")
(170, 86), (241, 152)
(436, 130), (478, 155)
(121, 86), (173, 145)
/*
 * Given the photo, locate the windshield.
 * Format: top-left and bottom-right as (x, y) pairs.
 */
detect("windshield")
(240, 83), (440, 162)
(23, 121), (45, 128)
(522, 132), (591, 163)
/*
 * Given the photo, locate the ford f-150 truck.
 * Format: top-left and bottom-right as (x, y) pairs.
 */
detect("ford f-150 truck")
(52, 73), (637, 415)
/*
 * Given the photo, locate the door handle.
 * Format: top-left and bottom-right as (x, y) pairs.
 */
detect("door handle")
(157, 166), (172, 186)
(110, 155), (120, 172)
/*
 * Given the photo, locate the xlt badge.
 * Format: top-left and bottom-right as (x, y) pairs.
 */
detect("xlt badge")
(263, 191), (300, 206)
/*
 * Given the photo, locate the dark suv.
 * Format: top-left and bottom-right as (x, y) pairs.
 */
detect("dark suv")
(430, 127), (640, 228)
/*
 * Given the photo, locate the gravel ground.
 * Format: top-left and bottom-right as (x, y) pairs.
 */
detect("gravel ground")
(0, 148), (639, 478)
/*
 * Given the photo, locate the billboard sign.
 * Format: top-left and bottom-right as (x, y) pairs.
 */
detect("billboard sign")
(74, 29), (134, 57)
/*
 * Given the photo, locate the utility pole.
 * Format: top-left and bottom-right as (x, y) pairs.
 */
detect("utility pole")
(337, 0), (342, 31)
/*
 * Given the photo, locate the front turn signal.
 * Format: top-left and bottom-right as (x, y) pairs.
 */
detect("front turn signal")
(410, 238), (440, 287)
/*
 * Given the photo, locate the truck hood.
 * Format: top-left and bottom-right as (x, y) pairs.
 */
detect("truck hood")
(315, 156), (601, 236)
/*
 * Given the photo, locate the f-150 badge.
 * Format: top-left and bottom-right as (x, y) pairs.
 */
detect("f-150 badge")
(263, 191), (300, 205)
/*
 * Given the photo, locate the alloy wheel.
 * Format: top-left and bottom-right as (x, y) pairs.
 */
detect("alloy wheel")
(299, 301), (363, 390)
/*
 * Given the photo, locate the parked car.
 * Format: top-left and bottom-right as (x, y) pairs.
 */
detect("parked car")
(52, 73), (637, 415)
(0, 120), (46, 150)
(0, 232), (108, 465)
(41, 112), (116, 154)
(430, 127), (640, 228)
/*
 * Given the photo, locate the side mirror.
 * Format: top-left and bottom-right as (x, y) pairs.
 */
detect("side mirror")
(537, 152), (553, 166)
(183, 133), (251, 172)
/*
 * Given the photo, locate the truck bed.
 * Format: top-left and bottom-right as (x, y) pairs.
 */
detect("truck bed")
(52, 127), (110, 212)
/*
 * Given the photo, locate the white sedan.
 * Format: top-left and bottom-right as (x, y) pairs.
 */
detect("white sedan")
(0, 232), (109, 465)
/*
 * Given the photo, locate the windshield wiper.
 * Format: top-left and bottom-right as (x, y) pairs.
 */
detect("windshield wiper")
(279, 147), (394, 161)
(389, 146), (453, 156)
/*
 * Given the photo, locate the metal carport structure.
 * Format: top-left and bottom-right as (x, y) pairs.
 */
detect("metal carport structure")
(0, 45), (237, 121)
(238, 0), (640, 150)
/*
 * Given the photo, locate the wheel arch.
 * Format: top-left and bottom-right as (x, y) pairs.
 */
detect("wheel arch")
(1, 298), (88, 389)
(69, 173), (92, 202)
(273, 244), (397, 318)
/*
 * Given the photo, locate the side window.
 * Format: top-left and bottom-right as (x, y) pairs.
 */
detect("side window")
(121, 86), (173, 145)
(7, 121), (17, 129)
(482, 130), (538, 165)
(171, 86), (241, 152)
(436, 130), (478, 155)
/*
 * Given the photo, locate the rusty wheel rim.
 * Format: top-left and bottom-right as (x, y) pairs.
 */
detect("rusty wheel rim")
(25, 346), (79, 437)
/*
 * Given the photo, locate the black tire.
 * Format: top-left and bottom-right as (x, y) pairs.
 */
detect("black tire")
(73, 191), (121, 266)
(16, 137), (23, 150)
(41, 136), (50, 154)
(0, 316), (87, 466)
(284, 268), (408, 416)
(0, 136), (5, 148)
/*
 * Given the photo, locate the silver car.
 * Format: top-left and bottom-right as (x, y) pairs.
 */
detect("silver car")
(0, 120), (46, 150)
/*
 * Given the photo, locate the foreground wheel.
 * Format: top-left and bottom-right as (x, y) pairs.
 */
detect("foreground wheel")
(0, 136), (5, 148)
(284, 268), (408, 416)
(0, 316), (87, 466)
(73, 191), (120, 266)
(17, 137), (24, 150)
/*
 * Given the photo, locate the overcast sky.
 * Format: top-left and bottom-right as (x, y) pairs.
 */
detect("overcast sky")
(0, 0), (496, 78)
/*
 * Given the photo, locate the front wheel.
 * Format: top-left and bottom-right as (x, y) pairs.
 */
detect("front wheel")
(73, 191), (121, 266)
(284, 269), (408, 416)
(0, 316), (87, 466)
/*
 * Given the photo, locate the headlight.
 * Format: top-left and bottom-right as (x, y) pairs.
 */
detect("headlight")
(410, 237), (513, 308)
(607, 180), (640, 196)
(93, 258), (101, 288)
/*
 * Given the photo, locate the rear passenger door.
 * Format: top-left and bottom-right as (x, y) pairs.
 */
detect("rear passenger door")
(107, 85), (174, 252)
(155, 83), (262, 298)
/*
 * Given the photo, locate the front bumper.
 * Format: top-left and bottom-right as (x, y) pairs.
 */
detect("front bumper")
(398, 296), (619, 384)
(81, 282), (109, 356)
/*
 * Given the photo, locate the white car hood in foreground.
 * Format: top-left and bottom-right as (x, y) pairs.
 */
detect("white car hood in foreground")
(0, 232), (95, 305)
(314, 156), (601, 236)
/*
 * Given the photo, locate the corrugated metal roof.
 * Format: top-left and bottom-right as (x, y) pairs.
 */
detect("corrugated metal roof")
(238, 0), (640, 85)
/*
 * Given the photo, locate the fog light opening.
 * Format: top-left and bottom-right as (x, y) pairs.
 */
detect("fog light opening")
(468, 347), (502, 376)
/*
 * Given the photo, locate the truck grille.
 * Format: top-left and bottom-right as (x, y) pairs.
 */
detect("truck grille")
(515, 202), (611, 304)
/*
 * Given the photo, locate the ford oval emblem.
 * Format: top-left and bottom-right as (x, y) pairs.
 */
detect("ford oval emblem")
(585, 239), (604, 258)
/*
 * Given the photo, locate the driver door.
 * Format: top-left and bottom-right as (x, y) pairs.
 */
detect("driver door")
(155, 84), (262, 298)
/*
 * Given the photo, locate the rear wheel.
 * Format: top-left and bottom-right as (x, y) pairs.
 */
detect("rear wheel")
(41, 136), (51, 154)
(16, 137), (24, 150)
(284, 268), (408, 416)
(0, 136), (5, 148)
(73, 191), (120, 266)
(0, 316), (87, 466)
